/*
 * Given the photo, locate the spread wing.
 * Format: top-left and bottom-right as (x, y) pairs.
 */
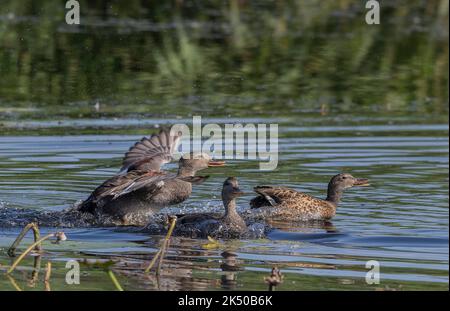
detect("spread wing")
(79, 170), (167, 212)
(121, 128), (181, 172)
(112, 172), (168, 199)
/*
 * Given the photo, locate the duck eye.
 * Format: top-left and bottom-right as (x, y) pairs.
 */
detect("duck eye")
(342, 177), (347, 179)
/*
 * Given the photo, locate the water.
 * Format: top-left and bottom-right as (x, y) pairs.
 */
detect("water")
(0, 0), (448, 291)
(0, 118), (448, 290)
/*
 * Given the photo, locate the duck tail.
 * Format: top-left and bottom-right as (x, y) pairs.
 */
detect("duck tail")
(251, 186), (278, 208)
(77, 195), (96, 213)
(253, 185), (274, 196)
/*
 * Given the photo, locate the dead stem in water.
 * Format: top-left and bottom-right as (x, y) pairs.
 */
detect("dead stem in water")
(264, 266), (284, 291)
(107, 270), (124, 291)
(145, 215), (177, 274)
(44, 261), (52, 291)
(6, 231), (67, 274)
(7, 275), (22, 291)
(28, 255), (42, 288)
(8, 222), (41, 257)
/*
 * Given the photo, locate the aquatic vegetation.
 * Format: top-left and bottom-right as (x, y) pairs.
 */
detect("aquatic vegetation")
(7, 228), (67, 274)
(264, 266), (284, 291)
(107, 270), (123, 291)
(144, 215), (177, 274)
(7, 222), (41, 257)
(202, 236), (223, 250)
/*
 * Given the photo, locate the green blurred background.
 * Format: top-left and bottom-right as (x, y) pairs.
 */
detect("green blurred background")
(0, 0), (448, 120)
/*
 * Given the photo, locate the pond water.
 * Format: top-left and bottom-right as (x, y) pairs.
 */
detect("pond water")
(0, 116), (448, 290)
(0, 0), (448, 291)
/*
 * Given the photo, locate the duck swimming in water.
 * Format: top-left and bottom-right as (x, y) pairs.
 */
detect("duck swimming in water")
(78, 129), (225, 226)
(249, 173), (369, 221)
(174, 177), (248, 238)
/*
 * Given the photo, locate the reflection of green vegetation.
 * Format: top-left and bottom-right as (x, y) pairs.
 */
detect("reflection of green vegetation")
(0, 0), (448, 119)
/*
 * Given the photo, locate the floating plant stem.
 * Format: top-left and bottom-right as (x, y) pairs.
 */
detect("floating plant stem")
(7, 275), (22, 291)
(202, 236), (222, 249)
(44, 261), (52, 291)
(107, 270), (124, 291)
(156, 215), (177, 276)
(145, 215), (177, 274)
(29, 255), (42, 287)
(6, 232), (67, 274)
(144, 249), (162, 273)
(264, 266), (283, 291)
(8, 223), (41, 257)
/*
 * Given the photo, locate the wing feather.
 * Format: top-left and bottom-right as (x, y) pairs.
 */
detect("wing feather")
(121, 129), (181, 172)
(78, 170), (166, 212)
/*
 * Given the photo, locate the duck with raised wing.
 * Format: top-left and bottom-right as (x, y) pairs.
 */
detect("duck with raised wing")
(78, 129), (225, 225)
(249, 173), (369, 221)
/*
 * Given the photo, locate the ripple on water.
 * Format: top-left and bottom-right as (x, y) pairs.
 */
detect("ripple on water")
(0, 123), (448, 289)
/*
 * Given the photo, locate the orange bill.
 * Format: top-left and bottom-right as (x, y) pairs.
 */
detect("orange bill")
(207, 160), (226, 167)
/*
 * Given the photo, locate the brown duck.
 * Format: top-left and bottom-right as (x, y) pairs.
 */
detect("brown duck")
(175, 177), (247, 238)
(78, 129), (225, 225)
(249, 173), (369, 221)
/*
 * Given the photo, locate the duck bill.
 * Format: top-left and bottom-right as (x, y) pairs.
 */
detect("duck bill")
(232, 187), (245, 196)
(354, 178), (370, 186)
(208, 160), (226, 167)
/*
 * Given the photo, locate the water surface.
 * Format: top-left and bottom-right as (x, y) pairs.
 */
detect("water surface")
(0, 118), (448, 290)
(0, 0), (448, 291)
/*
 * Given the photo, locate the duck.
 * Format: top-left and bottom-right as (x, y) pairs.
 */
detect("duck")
(78, 129), (225, 226)
(174, 177), (248, 238)
(249, 173), (369, 221)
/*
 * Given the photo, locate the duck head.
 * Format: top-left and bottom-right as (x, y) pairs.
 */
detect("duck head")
(329, 173), (370, 189)
(177, 152), (225, 177)
(326, 173), (369, 205)
(222, 177), (245, 201)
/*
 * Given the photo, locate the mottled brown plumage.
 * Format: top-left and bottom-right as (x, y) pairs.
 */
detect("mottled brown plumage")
(250, 173), (369, 221)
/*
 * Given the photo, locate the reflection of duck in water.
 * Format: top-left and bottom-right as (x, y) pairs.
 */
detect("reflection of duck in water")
(78, 129), (225, 226)
(264, 219), (338, 233)
(174, 177), (248, 238)
(220, 251), (242, 290)
(249, 173), (369, 221)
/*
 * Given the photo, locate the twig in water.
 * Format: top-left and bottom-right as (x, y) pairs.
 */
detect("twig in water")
(44, 261), (52, 291)
(107, 270), (124, 291)
(28, 255), (42, 288)
(145, 215), (177, 274)
(7, 275), (22, 291)
(264, 266), (284, 291)
(8, 222), (41, 257)
(6, 232), (67, 274)
(156, 215), (177, 276)
(144, 249), (162, 273)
